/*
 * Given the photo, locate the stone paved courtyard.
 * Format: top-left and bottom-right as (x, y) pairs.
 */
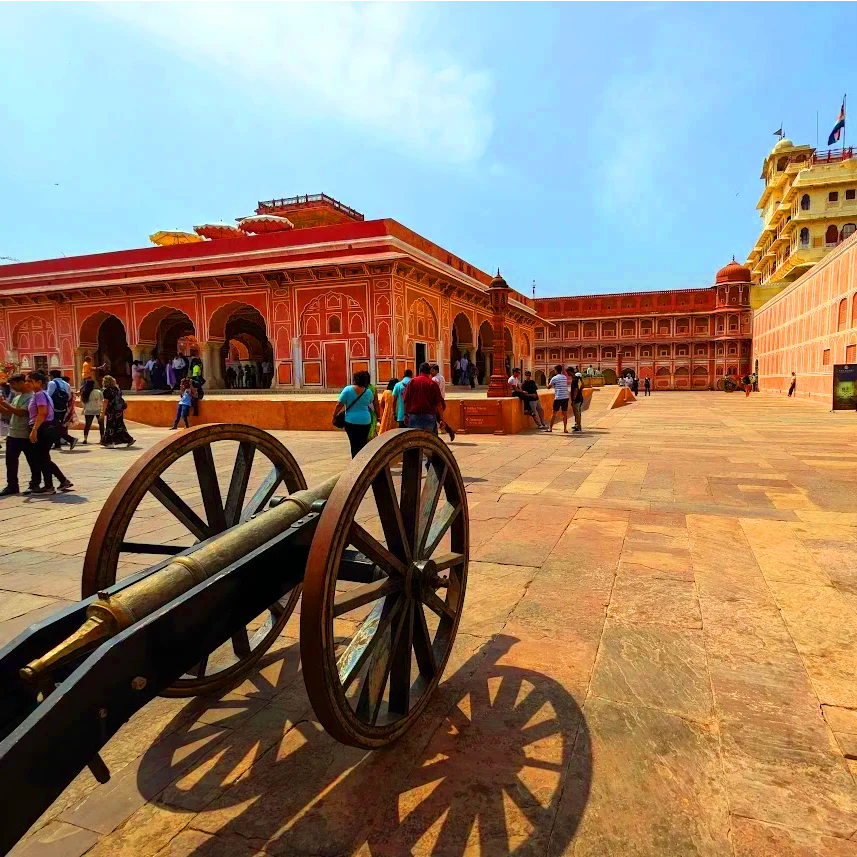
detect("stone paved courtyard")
(4, 390), (857, 856)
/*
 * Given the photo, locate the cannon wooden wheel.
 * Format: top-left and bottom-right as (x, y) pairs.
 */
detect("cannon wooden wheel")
(301, 429), (469, 749)
(82, 424), (307, 696)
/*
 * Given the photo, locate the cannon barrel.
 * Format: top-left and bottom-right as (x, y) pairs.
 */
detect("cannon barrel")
(20, 476), (339, 685)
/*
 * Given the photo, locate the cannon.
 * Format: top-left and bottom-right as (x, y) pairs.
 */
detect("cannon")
(0, 425), (468, 855)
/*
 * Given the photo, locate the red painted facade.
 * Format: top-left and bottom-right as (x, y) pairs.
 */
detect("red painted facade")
(531, 261), (753, 389)
(0, 196), (542, 390)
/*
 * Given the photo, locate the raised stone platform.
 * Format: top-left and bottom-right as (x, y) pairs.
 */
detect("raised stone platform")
(121, 389), (580, 434)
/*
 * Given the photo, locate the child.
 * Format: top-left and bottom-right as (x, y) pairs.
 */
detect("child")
(171, 379), (194, 430)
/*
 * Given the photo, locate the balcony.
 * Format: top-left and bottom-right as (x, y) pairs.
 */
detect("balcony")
(812, 147), (853, 165)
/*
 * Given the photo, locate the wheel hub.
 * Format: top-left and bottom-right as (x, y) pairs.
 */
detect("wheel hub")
(408, 559), (437, 600)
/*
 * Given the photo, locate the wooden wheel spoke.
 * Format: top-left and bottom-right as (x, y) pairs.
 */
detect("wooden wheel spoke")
(412, 603), (437, 680)
(430, 552), (466, 572)
(370, 466), (410, 563)
(423, 501), (462, 558)
(388, 602), (414, 716)
(349, 522), (407, 576)
(231, 627), (252, 659)
(423, 589), (455, 619)
(149, 477), (211, 541)
(241, 465), (284, 523)
(333, 577), (400, 618)
(399, 448), (423, 554)
(193, 445), (227, 534)
(417, 460), (447, 557)
(339, 596), (402, 691)
(119, 541), (184, 556)
(224, 442), (256, 527)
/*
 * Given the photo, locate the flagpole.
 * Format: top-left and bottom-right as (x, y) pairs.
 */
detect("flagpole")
(816, 110), (819, 149)
(844, 94), (847, 151)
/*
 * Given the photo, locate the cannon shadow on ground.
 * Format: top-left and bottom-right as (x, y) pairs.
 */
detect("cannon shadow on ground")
(139, 633), (592, 857)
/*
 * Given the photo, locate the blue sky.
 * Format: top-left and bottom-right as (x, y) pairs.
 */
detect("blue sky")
(0, 2), (853, 296)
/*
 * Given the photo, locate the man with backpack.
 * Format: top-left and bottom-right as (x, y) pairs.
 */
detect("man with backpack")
(47, 369), (76, 451)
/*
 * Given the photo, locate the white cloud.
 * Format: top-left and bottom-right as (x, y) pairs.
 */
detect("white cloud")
(100, 2), (494, 164)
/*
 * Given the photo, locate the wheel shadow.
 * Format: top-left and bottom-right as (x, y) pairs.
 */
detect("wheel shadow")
(140, 633), (591, 857)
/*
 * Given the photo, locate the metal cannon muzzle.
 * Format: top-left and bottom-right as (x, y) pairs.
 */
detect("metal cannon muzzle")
(21, 476), (339, 685)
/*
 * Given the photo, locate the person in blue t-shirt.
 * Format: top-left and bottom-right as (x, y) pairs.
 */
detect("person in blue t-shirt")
(392, 370), (413, 428)
(335, 370), (381, 458)
(171, 379), (195, 430)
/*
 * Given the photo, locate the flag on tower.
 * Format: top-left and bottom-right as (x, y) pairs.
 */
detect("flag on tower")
(773, 126), (784, 138)
(828, 99), (846, 146)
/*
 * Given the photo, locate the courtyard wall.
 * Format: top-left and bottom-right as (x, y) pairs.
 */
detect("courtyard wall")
(753, 232), (857, 405)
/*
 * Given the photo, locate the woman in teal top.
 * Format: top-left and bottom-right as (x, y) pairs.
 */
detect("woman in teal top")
(335, 370), (380, 458)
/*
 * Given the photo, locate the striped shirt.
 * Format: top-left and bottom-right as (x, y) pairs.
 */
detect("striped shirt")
(548, 373), (569, 400)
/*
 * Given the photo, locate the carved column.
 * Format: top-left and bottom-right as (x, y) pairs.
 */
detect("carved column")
(487, 271), (511, 398)
(200, 340), (225, 389)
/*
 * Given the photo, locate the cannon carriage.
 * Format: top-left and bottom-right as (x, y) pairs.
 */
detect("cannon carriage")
(0, 426), (469, 855)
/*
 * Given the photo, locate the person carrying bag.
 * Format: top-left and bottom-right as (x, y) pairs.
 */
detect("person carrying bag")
(333, 371), (379, 457)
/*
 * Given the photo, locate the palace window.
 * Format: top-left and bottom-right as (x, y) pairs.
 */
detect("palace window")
(838, 298), (848, 331)
(823, 348), (831, 366)
(826, 224), (840, 247)
(535, 326), (545, 340)
(328, 315), (342, 334)
(799, 227), (810, 248)
(847, 189), (856, 200)
(842, 223), (857, 241)
(829, 191), (840, 203)
(641, 348), (651, 357)
(800, 194), (811, 210)
(847, 344), (856, 362)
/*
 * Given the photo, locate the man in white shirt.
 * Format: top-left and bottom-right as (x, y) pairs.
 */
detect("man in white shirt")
(547, 363), (570, 433)
(430, 364), (455, 440)
(458, 355), (469, 386)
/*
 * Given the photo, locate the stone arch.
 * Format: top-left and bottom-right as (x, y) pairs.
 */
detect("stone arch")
(407, 298), (438, 341)
(476, 320), (494, 384)
(210, 302), (274, 389)
(451, 312), (474, 378)
(140, 307), (197, 364)
(77, 311), (132, 388)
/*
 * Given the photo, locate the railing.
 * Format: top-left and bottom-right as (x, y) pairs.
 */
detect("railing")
(256, 194), (364, 221)
(812, 147), (853, 165)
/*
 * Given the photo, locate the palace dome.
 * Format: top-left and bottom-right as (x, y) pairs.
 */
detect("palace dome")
(772, 137), (793, 152)
(715, 257), (751, 284)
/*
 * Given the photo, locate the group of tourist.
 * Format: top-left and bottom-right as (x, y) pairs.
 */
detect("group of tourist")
(0, 358), (138, 497)
(334, 362), (455, 458)
(451, 354), (477, 388)
(742, 371), (760, 397)
(225, 361), (273, 389)
(131, 355), (203, 392)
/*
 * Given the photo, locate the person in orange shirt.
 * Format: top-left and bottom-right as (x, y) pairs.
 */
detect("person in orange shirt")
(378, 378), (399, 434)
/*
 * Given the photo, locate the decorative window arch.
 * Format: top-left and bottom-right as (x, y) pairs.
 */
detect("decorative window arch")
(328, 315), (342, 334)
(842, 223), (856, 241)
(799, 227), (810, 247)
(800, 194), (810, 211)
(838, 298), (847, 331)
(826, 224), (839, 246)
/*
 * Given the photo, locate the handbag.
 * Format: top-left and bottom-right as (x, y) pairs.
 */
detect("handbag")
(333, 387), (367, 429)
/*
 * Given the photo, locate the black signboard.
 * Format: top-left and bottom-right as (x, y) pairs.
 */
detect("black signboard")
(832, 364), (857, 410)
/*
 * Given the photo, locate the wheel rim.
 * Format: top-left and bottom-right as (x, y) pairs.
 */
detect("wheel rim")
(301, 429), (468, 749)
(82, 423), (306, 696)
